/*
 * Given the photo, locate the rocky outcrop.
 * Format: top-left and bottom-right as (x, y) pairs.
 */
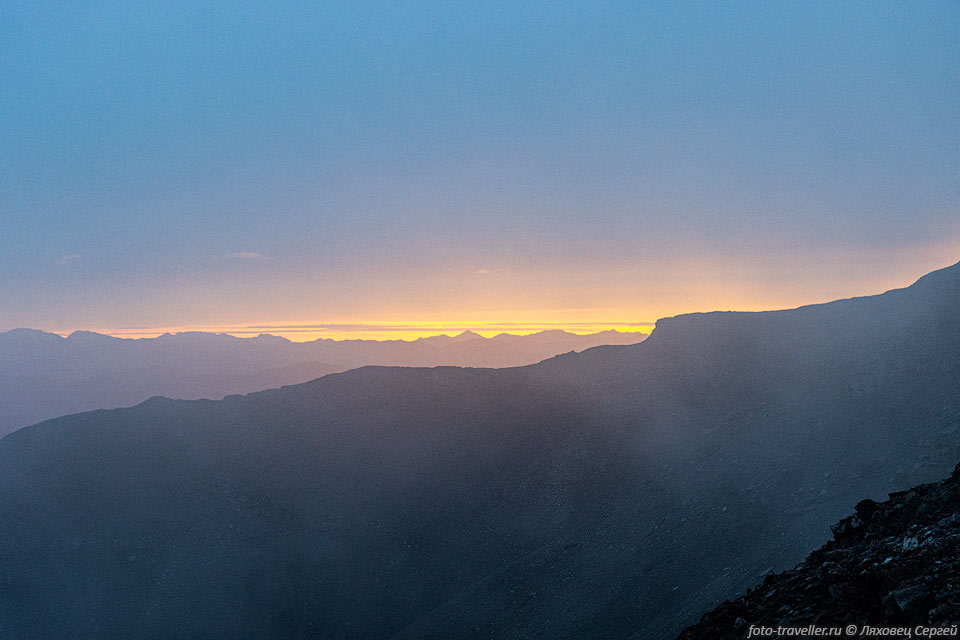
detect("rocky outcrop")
(679, 464), (960, 638)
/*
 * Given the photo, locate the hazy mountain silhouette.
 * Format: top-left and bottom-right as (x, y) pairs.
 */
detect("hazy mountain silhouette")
(0, 328), (645, 438)
(0, 262), (958, 639)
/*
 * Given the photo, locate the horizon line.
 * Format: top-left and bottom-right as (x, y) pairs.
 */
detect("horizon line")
(26, 321), (657, 343)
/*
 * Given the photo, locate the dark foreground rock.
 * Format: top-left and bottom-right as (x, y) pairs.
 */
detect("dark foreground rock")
(679, 463), (960, 638)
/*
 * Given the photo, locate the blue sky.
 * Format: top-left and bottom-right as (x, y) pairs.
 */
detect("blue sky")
(2, 1), (959, 337)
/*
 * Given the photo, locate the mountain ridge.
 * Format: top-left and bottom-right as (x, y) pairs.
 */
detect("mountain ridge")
(0, 261), (958, 638)
(3, 327), (641, 345)
(0, 327), (646, 438)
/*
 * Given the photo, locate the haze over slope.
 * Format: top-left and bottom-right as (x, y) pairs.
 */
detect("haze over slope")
(0, 328), (644, 438)
(679, 461), (960, 637)
(0, 262), (958, 639)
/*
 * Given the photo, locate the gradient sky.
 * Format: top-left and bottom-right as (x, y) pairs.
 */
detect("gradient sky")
(2, 2), (959, 340)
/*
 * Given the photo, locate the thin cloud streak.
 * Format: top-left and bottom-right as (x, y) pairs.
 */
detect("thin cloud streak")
(224, 252), (266, 260)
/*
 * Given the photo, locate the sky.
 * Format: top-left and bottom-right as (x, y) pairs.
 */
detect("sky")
(2, 1), (959, 340)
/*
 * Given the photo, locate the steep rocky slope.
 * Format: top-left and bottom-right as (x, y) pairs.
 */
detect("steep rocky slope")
(679, 463), (960, 637)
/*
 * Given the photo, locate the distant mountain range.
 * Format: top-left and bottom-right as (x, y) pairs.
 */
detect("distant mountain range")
(0, 261), (958, 638)
(0, 328), (645, 437)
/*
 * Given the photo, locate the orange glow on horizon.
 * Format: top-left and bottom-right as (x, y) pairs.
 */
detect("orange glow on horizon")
(50, 320), (655, 342)
(39, 250), (960, 343)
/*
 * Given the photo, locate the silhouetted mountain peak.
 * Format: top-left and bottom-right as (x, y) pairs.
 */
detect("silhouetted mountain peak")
(66, 330), (120, 342)
(252, 333), (292, 344)
(416, 329), (485, 346)
(152, 331), (244, 344)
(488, 330), (576, 343)
(903, 258), (960, 293)
(645, 258), (960, 353)
(0, 328), (63, 341)
(450, 329), (483, 342)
